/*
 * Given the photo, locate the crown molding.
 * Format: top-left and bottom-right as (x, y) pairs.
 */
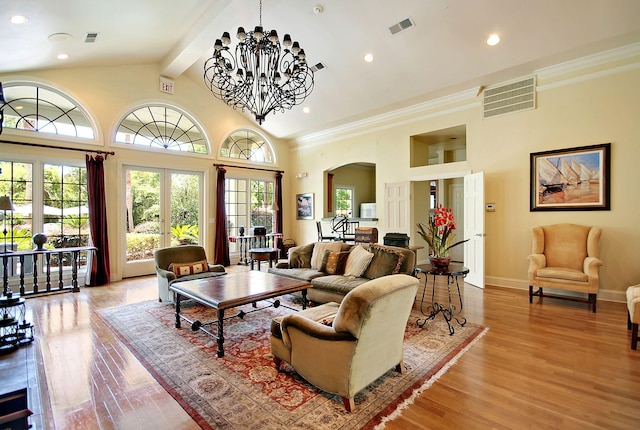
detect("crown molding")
(293, 87), (480, 149)
(535, 41), (640, 80)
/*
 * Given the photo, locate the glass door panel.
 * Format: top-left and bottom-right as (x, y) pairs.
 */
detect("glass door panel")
(123, 167), (202, 278)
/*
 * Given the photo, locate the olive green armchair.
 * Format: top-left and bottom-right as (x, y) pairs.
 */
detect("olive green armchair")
(154, 245), (226, 303)
(270, 274), (419, 412)
(528, 223), (603, 312)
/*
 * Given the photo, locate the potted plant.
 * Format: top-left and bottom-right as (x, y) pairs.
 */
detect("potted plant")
(417, 205), (468, 270)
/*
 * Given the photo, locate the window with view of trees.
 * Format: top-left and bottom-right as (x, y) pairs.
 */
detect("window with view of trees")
(225, 178), (275, 252)
(335, 187), (354, 217)
(0, 160), (89, 274)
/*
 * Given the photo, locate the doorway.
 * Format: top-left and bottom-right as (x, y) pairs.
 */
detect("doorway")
(122, 166), (203, 278)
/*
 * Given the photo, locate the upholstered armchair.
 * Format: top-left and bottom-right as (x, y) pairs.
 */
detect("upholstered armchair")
(270, 274), (419, 412)
(154, 245), (225, 303)
(527, 224), (603, 312)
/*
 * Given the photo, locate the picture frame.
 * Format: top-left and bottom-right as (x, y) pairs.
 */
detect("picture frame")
(530, 143), (610, 211)
(296, 193), (314, 219)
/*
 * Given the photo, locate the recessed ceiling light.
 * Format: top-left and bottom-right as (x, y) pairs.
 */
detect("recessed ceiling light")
(487, 34), (501, 46)
(302, 107), (310, 114)
(57, 53), (69, 60)
(10, 15), (28, 25)
(364, 53), (374, 63)
(15, 105), (24, 110)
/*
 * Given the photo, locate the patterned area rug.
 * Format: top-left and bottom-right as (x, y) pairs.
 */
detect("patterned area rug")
(99, 296), (487, 430)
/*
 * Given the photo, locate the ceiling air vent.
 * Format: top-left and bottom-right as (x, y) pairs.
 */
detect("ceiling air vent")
(389, 18), (414, 35)
(85, 33), (99, 43)
(310, 62), (326, 73)
(483, 76), (536, 119)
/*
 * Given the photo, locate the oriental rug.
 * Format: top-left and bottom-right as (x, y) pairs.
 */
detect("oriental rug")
(99, 297), (487, 430)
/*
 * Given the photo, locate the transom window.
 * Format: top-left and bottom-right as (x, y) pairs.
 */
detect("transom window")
(115, 105), (208, 153)
(220, 129), (274, 163)
(0, 83), (95, 139)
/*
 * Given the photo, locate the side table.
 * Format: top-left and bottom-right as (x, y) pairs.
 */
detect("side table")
(248, 247), (279, 271)
(416, 262), (469, 335)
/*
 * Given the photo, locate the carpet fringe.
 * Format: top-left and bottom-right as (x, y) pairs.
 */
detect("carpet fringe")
(374, 327), (489, 429)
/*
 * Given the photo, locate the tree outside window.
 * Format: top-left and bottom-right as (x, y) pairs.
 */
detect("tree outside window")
(335, 187), (354, 217)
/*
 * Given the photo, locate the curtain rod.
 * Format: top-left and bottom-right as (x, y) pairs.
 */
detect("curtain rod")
(0, 139), (115, 156)
(214, 163), (284, 174)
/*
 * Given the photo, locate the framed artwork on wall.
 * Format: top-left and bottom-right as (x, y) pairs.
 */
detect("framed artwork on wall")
(296, 193), (314, 219)
(530, 143), (611, 211)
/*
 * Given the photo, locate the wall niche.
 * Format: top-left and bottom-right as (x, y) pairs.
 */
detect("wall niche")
(410, 124), (466, 167)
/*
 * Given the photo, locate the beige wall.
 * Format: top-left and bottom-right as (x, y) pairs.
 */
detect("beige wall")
(288, 59), (640, 301)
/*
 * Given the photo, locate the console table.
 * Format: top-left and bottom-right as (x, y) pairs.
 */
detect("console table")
(1, 246), (97, 297)
(415, 262), (469, 335)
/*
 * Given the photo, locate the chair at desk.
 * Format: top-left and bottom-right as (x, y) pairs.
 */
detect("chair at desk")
(316, 221), (336, 242)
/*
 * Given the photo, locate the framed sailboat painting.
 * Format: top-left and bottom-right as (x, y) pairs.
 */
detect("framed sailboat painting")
(530, 143), (611, 211)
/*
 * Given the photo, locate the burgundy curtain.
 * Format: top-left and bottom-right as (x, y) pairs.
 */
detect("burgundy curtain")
(274, 172), (283, 251)
(214, 167), (230, 266)
(86, 154), (111, 285)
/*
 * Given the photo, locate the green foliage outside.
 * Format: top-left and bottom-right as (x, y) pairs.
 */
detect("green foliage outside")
(171, 225), (199, 245)
(126, 233), (160, 261)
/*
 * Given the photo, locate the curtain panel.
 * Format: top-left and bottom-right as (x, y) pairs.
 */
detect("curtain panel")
(86, 154), (111, 285)
(214, 167), (230, 266)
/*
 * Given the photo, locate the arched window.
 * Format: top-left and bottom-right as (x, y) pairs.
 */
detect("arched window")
(0, 83), (95, 139)
(115, 105), (208, 153)
(220, 129), (275, 163)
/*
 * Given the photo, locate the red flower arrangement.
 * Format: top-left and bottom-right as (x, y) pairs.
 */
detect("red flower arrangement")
(416, 205), (468, 258)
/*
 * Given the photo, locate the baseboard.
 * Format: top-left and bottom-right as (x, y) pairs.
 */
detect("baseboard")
(484, 276), (626, 303)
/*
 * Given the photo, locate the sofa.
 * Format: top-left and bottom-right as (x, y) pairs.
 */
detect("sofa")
(268, 241), (416, 304)
(154, 245), (226, 303)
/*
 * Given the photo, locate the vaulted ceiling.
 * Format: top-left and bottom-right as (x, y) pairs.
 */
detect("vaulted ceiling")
(2, 0), (640, 140)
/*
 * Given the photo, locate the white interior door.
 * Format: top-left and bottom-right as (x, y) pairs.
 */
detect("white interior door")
(463, 171), (485, 288)
(384, 182), (410, 234)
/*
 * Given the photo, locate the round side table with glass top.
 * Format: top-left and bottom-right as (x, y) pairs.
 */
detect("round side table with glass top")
(415, 262), (469, 335)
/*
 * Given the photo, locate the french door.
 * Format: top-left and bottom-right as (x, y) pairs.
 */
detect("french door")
(122, 166), (202, 278)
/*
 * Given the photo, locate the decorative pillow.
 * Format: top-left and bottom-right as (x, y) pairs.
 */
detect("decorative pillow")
(323, 251), (350, 275)
(364, 244), (406, 279)
(310, 241), (343, 270)
(289, 243), (314, 268)
(168, 260), (208, 277)
(344, 245), (374, 278)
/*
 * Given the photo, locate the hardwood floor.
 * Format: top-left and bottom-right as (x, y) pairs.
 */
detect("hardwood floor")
(1, 265), (639, 429)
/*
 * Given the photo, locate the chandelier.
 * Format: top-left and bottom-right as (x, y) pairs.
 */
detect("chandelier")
(204, 0), (314, 125)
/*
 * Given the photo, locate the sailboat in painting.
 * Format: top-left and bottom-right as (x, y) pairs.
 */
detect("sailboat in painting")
(537, 157), (567, 194)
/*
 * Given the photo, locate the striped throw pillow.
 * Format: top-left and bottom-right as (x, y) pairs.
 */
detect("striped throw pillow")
(344, 245), (374, 278)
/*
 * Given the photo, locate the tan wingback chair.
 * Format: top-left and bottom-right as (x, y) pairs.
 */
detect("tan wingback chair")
(270, 274), (419, 412)
(527, 224), (603, 312)
(154, 245), (225, 303)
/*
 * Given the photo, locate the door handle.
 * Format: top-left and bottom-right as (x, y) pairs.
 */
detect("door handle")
(475, 233), (486, 237)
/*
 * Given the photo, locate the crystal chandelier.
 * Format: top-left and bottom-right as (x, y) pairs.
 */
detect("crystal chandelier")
(204, 0), (314, 125)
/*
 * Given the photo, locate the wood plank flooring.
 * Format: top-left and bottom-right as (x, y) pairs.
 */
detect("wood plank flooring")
(1, 265), (638, 429)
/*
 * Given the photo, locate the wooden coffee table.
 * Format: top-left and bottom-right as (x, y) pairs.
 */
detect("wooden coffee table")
(170, 271), (310, 357)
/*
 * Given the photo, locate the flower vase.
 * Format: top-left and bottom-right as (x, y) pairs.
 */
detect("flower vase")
(429, 256), (451, 271)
